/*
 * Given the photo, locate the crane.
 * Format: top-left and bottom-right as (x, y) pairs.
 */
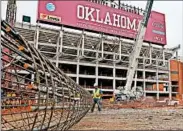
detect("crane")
(118, 0), (154, 100)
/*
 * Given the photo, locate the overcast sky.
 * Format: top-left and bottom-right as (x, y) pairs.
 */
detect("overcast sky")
(1, 1), (183, 56)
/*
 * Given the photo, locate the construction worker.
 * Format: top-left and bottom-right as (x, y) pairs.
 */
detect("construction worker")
(73, 92), (81, 108)
(91, 83), (103, 112)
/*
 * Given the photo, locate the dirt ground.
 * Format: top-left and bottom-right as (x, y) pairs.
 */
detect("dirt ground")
(71, 107), (183, 130)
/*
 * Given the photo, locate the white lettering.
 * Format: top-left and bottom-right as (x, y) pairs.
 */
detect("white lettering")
(120, 16), (126, 28)
(127, 17), (136, 30)
(77, 5), (85, 19)
(85, 7), (95, 22)
(96, 9), (103, 23)
(76, 5), (141, 31)
(113, 14), (120, 27)
(104, 12), (112, 25)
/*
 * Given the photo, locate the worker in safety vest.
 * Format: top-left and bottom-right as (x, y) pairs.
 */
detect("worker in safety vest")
(91, 83), (103, 112)
(73, 93), (81, 108)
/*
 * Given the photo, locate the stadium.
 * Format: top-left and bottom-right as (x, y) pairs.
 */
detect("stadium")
(12, 0), (182, 100)
(1, 0), (183, 130)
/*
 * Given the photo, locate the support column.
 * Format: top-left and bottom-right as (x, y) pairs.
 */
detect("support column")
(77, 31), (84, 84)
(33, 23), (40, 104)
(76, 42), (80, 85)
(76, 60), (79, 84)
(143, 57), (146, 97)
(101, 35), (104, 59)
(113, 52), (116, 91)
(95, 35), (101, 86)
(59, 28), (63, 54)
(81, 30), (85, 56)
(149, 44), (152, 65)
(156, 61), (159, 100)
(95, 51), (99, 86)
(168, 59), (172, 100)
(76, 63), (79, 85)
(56, 27), (63, 68)
(32, 23), (40, 84)
(119, 39), (122, 61)
(34, 22), (39, 49)
(162, 47), (165, 66)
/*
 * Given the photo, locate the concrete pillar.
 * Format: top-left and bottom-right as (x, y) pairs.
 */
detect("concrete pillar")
(76, 49), (80, 84)
(33, 23), (40, 104)
(77, 31), (85, 84)
(101, 35), (104, 59)
(56, 27), (63, 68)
(168, 59), (172, 100)
(143, 57), (146, 97)
(82, 30), (85, 56)
(34, 22), (39, 49)
(59, 28), (63, 54)
(76, 61), (79, 85)
(113, 53), (116, 91)
(119, 40), (122, 61)
(156, 62), (159, 100)
(32, 23), (40, 84)
(162, 48), (165, 66)
(95, 51), (99, 85)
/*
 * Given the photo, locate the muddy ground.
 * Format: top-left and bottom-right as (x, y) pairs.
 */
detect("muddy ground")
(71, 107), (183, 130)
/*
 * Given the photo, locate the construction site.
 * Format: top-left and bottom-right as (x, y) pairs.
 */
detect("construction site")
(1, 0), (183, 130)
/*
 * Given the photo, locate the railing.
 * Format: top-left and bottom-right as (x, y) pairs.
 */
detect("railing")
(88, 0), (144, 15)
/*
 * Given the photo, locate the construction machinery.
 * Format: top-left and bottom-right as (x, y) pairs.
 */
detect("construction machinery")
(115, 0), (154, 101)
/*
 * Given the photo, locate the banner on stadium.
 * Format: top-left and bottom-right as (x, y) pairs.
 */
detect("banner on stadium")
(37, 1), (167, 45)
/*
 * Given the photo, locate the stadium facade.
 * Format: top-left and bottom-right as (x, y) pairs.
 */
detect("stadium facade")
(13, 0), (182, 100)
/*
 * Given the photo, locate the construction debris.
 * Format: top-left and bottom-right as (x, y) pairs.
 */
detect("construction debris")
(71, 108), (183, 130)
(102, 97), (183, 109)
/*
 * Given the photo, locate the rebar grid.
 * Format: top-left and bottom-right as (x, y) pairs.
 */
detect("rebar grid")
(1, 20), (92, 130)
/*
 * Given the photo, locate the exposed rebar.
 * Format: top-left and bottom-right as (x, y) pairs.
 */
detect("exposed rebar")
(1, 20), (92, 130)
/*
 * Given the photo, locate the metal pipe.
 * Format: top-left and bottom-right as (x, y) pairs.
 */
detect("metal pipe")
(118, 0), (121, 9)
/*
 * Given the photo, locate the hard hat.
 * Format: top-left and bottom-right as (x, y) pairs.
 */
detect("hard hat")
(93, 83), (98, 87)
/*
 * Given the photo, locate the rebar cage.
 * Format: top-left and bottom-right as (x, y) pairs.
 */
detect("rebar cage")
(1, 20), (92, 130)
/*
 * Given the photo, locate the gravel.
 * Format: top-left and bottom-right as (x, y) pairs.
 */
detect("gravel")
(70, 107), (183, 130)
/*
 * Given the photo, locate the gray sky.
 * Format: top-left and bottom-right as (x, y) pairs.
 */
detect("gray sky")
(1, 1), (183, 56)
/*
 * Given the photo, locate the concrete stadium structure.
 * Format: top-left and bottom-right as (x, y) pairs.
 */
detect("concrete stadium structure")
(13, 20), (181, 101)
